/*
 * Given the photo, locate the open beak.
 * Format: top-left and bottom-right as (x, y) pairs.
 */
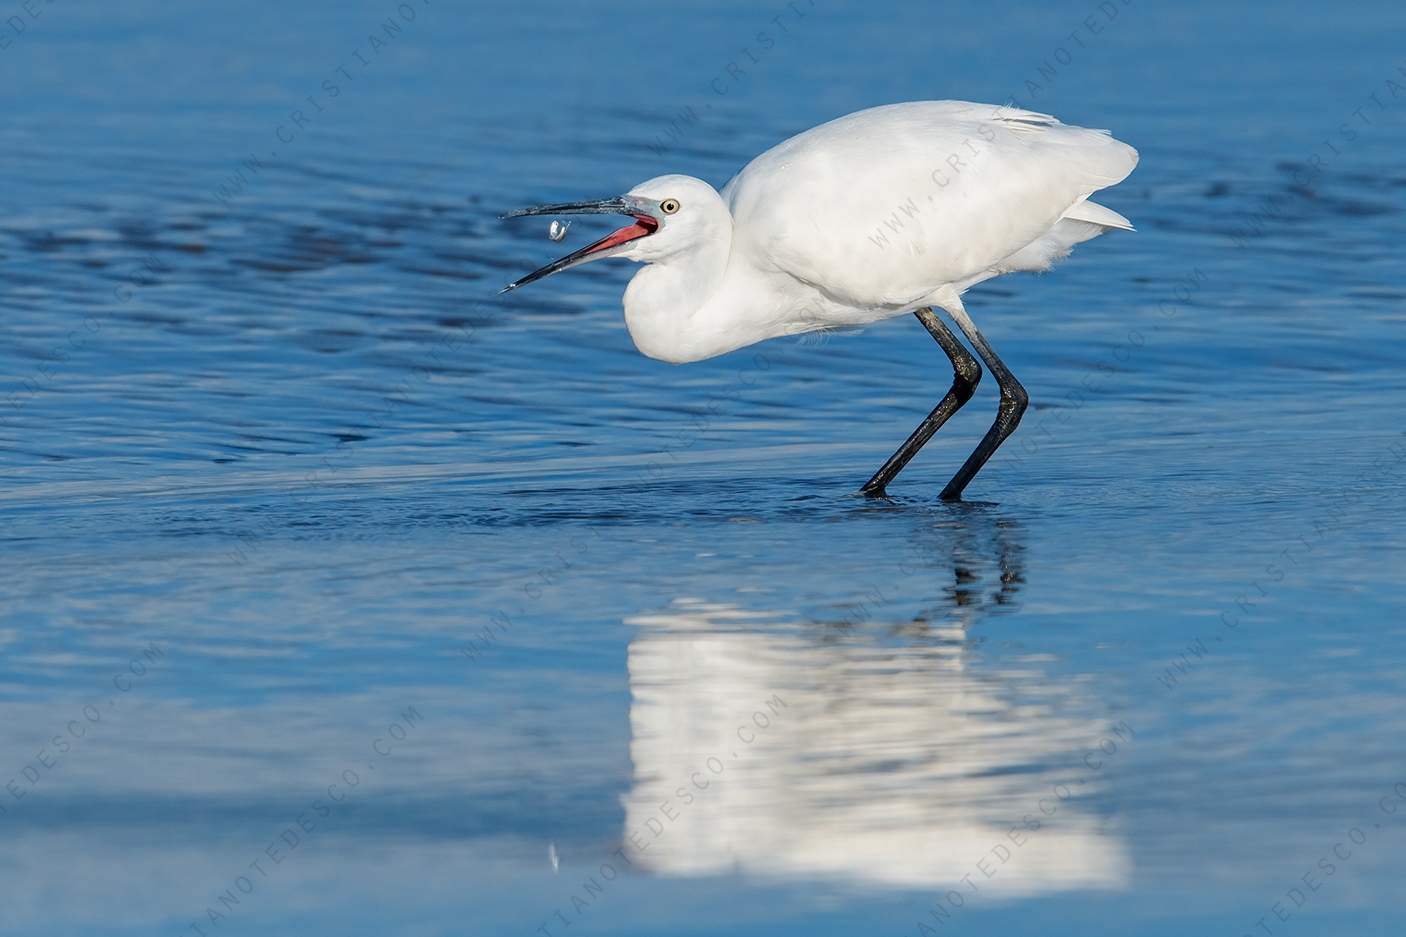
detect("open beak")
(499, 196), (660, 293)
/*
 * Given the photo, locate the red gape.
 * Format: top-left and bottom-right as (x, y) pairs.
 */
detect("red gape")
(584, 215), (660, 255)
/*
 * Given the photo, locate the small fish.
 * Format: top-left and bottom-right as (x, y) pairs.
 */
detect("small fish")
(548, 841), (559, 872)
(548, 220), (570, 242)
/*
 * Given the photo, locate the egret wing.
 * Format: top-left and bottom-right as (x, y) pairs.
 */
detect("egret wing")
(720, 101), (1137, 308)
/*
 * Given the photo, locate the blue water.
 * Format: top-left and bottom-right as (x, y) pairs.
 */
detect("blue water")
(3, 1), (1406, 935)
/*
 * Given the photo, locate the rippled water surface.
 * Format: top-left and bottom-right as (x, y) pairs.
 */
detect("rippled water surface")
(3, 2), (1406, 935)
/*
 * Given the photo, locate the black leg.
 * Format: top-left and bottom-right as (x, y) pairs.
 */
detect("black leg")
(860, 307), (982, 497)
(939, 303), (1028, 502)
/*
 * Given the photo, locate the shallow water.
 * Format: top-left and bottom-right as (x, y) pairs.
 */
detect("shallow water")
(3, 1), (1406, 935)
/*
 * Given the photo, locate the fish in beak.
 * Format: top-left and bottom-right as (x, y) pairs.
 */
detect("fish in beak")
(499, 196), (660, 292)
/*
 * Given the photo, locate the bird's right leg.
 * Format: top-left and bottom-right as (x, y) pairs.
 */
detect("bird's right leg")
(938, 303), (1029, 502)
(860, 307), (982, 497)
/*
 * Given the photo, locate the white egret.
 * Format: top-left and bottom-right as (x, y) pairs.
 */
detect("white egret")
(501, 101), (1138, 499)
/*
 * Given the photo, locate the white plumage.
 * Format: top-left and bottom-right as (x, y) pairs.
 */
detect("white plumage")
(502, 101), (1138, 498)
(720, 102), (1135, 324)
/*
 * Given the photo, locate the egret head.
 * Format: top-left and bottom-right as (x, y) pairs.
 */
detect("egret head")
(500, 174), (726, 292)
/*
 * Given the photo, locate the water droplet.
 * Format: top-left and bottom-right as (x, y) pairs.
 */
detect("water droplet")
(549, 220), (570, 242)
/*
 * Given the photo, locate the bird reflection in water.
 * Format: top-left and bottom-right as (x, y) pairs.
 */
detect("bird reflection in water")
(620, 510), (1128, 897)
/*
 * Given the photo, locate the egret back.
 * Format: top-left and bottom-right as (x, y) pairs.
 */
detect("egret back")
(719, 101), (1138, 310)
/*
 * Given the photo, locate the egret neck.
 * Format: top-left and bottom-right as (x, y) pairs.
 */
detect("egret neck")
(620, 181), (737, 364)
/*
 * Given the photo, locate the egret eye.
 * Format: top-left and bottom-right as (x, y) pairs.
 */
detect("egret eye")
(660, 198), (680, 214)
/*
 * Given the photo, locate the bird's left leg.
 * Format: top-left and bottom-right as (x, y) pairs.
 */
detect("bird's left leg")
(938, 302), (1028, 502)
(860, 307), (982, 497)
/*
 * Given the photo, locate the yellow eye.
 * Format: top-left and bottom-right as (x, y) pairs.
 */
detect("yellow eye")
(660, 198), (680, 214)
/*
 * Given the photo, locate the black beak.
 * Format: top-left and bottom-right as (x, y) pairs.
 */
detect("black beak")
(500, 196), (634, 220)
(499, 197), (659, 293)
